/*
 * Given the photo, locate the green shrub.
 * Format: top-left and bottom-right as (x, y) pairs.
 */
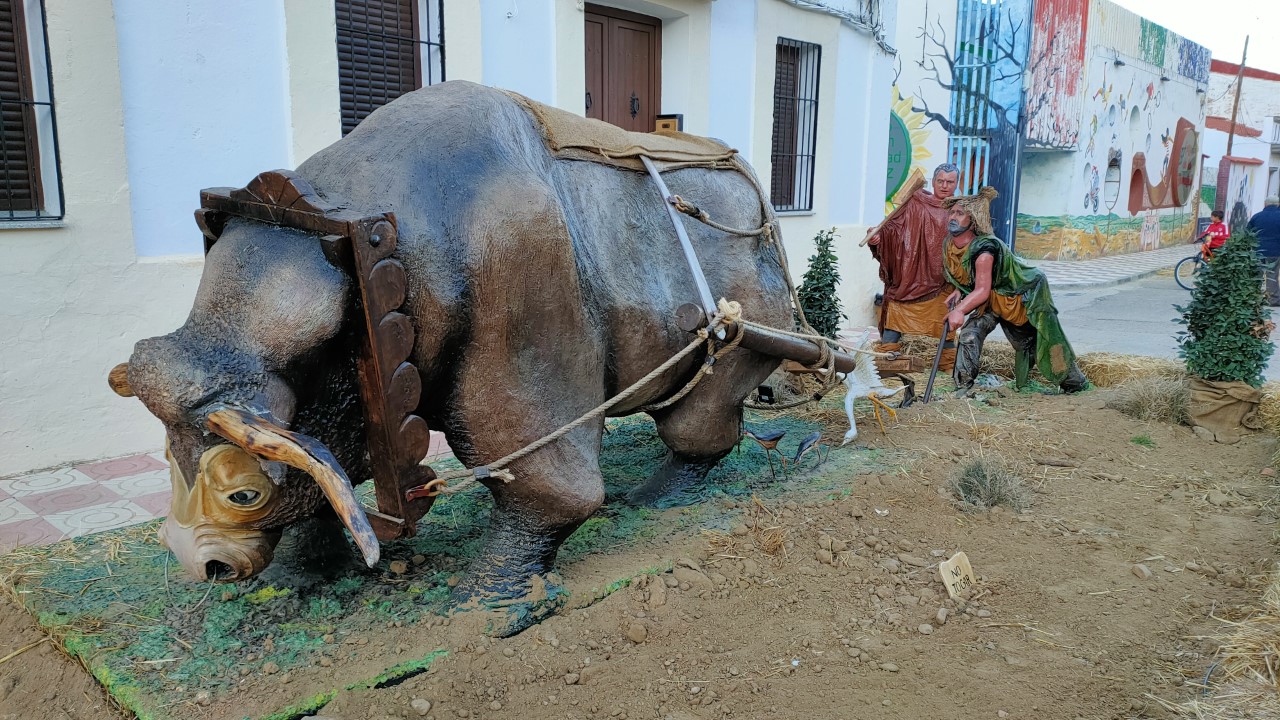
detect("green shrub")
(1176, 229), (1274, 386)
(796, 227), (846, 339)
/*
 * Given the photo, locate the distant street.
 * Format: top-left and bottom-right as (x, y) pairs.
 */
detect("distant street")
(1042, 273), (1280, 382)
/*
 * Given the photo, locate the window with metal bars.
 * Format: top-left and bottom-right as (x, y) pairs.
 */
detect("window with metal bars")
(0, 0), (62, 221)
(336, 0), (444, 136)
(770, 37), (820, 212)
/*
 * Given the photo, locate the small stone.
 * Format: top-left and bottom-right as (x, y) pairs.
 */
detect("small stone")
(815, 549), (834, 565)
(263, 661), (280, 675)
(998, 711), (1008, 718)
(195, 691), (211, 706)
(389, 560), (409, 574)
(411, 554), (427, 565)
(411, 698), (433, 716)
(626, 623), (648, 643)
(936, 608), (950, 625)
(503, 647), (515, 657)
(322, 633), (335, 644)
(732, 524), (750, 536)
(1005, 655), (1024, 666)
(897, 554), (928, 568)
(1263, 467), (1276, 477)
(489, 701), (503, 711)
(1192, 426), (1215, 442)
(878, 663), (899, 672)
(457, 710), (471, 718)
(976, 609), (991, 618)
(1208, 490), (1230, 507)
(918, 624), (934, 635)
(1185, 561), (1201, 572)
(1131, 564), (1153, 580)
(565, 672), (580, 685)
(664, 575), (679, 588)
(319, 657), (333, 667)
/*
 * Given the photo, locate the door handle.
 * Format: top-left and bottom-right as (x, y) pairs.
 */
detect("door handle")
(585, 91), (592, 112)
(630, 93), (640, 118)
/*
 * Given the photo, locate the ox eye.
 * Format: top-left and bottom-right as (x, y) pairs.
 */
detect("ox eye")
(228, 489), (261, 506)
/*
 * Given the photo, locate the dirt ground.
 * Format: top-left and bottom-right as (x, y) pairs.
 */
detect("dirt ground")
(1, 388), (1277, 720)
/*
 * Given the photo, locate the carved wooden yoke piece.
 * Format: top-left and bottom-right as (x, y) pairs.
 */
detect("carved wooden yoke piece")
(198, 169), (435, 542)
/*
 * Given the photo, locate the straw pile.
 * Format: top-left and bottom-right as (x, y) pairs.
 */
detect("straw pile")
(1259, 381), (1280, 438)
(1167, 569), (1280, 718)
(894, 334), (1191, 388)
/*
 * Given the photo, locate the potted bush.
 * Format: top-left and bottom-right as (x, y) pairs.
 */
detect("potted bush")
(796, 227), (846, 339)
(1176, 228), (1275, 443)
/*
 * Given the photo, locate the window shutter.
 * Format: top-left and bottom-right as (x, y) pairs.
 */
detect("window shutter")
(771, 43), (800, 208)
(336, 0), (421, 136)
(0, 0), (41, 212)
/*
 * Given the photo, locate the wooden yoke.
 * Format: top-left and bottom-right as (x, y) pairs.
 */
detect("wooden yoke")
(197, 170), (435, 543)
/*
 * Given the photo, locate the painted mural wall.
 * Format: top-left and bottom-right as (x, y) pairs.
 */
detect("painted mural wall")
(885, 0), (956, 208)
(1016, 0), (1209, 260)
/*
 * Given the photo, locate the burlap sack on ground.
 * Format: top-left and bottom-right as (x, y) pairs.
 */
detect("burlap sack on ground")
(1188, 376), (1263, 444)
(503, 90), (739, 172)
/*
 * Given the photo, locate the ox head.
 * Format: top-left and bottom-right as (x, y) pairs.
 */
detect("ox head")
(110, 221), (378, 581)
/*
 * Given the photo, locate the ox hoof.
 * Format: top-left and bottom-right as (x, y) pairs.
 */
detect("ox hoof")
(627, 453), (724, 508)
(452, 572), (568, 637)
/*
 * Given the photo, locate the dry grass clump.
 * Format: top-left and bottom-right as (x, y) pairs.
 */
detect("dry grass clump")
(1104, 377), (1190, 425)
(949, 458), (1029, 512)
(897, 335), (1017, 377)
(1168, 568), (1280, 718)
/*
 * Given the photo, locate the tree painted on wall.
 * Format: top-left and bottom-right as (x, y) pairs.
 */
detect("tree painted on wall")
(908, 0), (1032, 243)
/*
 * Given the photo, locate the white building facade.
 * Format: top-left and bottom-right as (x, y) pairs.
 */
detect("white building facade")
(0, 0), (897, 476)
(1202, 59), (1280, 231)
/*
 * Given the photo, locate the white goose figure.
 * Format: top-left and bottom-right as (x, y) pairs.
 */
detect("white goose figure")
(841, 332), (908, 444)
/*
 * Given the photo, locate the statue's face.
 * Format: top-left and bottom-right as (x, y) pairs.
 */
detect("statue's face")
(933, 171), (959, 198)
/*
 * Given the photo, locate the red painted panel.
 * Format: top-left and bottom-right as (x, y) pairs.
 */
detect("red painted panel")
(1024, 0), (1089, 149)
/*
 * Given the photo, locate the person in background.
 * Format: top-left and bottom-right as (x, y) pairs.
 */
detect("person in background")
(1248, 197), (1280, 306)
(866, 163), (960, 370)
(1197, 210), (1228, 259)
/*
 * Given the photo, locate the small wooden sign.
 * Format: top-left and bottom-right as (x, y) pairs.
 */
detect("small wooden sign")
(655, 113), (683, 132)
(939, 551), (976, 599)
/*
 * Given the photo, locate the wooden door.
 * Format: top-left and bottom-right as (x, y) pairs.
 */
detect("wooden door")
(584, 4), (661, 132)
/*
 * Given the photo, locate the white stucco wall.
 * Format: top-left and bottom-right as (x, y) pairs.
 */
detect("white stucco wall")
(115, 0), (294, 258)
(0, 0), (350, 476)
(0, 0), (204, 476)
(708, 0), (757, 160)
(751, 0), (893, 329)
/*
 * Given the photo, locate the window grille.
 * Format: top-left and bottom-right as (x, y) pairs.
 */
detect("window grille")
(336, 0), (445, 136)
(0, 0), (62, 221)
(770, 37), (821, 212)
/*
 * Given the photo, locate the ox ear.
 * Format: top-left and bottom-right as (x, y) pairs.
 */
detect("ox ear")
(203, 405), (380, 568)
(108, 363), (134, 397)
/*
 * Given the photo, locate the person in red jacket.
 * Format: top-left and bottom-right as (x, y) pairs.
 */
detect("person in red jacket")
(1198, 210), (1228, 259)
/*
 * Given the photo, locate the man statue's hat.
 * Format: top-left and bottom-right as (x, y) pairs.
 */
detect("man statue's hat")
(942, 186), (999, 235)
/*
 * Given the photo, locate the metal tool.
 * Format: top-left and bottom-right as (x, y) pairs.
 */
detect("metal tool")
(921, 320), (950, 404)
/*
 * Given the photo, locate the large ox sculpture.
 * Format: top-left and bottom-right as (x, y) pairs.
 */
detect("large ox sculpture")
(110, 81), (800, 634)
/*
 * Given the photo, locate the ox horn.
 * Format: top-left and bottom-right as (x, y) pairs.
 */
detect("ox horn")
(108, 363), (134, 397)
(203, 405), (380, 568)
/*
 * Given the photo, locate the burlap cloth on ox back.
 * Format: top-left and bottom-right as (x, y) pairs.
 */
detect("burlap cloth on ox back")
(1188, 376), (1263, 444)
(503, 90), (739, 172)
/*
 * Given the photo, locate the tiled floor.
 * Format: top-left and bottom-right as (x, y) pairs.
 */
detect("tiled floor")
(0, 432), (452, 551)
(1028, 243), (1190, 288)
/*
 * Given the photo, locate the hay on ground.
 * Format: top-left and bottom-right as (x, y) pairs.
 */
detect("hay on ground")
(1258, 381), (1280, 437)
(1168, 568), (1280, 718)
(1104, 377), (1190, 425)
(1077, 352), (1185, 388)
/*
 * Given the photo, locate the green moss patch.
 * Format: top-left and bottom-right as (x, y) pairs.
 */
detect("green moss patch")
(0, 408), (897, 719)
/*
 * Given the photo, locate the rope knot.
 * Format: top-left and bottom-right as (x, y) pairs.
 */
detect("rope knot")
(716, 298), (743, 325)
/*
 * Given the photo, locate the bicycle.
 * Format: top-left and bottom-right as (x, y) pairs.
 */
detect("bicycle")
(1175, 242), (1209, 291)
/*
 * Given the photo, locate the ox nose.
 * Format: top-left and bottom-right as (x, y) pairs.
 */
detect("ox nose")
(204, 559), (239, 581)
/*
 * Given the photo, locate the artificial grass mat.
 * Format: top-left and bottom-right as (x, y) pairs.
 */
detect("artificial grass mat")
(0, 408), (899, 720)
